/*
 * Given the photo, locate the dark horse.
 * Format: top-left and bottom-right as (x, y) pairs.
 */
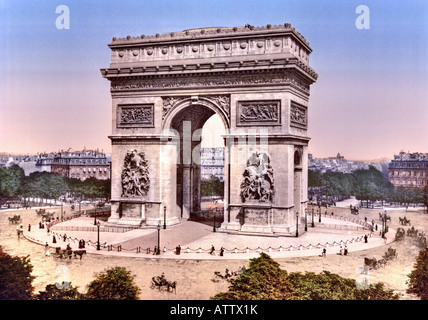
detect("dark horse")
(73, 250), (86, 260)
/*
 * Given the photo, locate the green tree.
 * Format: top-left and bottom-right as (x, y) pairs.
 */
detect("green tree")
(288, 270), (399, 300)
(32, 283), (84, 300)
(85, 267), (141, 300)
(407, 248), (428, 300)
(0, 246), (35, 300)
(212, 253), (400, 300)
(201, 175), (224, 199)
(0, 165), (25, 198)
(212, 253), (295, 300)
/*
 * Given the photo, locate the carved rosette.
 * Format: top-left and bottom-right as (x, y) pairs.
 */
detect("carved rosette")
(121, 149), (150, 197)
(240, 152), (274, 203)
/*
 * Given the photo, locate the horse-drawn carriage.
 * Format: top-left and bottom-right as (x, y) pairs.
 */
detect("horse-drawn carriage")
(350, 205), (359, 215)
(8, 215), (21, 224)
(407, 226), (419, 237)
(212, 267), (244, 282)
(364, 247), (397, 270)
(399, 216), (411, 226)
(35, 208), (55, 222)
(364, 257), (384, 270)
(379, 212), (391, 221)
(150, 274), (176, 293)
(52, 247), (86, 260)
(383, 247), (397, 260)
(395, 228), (406, 241)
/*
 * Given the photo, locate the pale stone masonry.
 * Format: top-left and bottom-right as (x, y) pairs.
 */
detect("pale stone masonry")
(101, 24), (318, 235)
(388, 152), (428, 188)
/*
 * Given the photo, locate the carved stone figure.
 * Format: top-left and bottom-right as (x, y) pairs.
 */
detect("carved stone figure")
(121, 149), (150, 197)
(240, 152), (274, 203)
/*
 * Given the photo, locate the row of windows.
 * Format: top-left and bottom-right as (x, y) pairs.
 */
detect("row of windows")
(390, 162), (428, 168)
(390, 170), (428, 177)
(391, 179), (428, 186)
(53, 159), (109, 165)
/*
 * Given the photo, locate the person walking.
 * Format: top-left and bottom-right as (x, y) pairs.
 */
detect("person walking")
(220, 247), (224, 256)
(45, 242), (50, 257)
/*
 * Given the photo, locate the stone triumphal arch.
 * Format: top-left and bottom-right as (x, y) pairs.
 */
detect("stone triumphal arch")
(101, 24), (317, 236)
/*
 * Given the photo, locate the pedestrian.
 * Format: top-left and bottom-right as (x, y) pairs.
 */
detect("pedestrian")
(45, 242), (50, 256)
(28, 224), (31, 232)
(153, 246), (157, 255)
(338, 246), (343, 255)
(220, 247), (224, 256)
(344, 245), (348, 256)
(210, 245), (215, 255)
(52, 235), (57, 243)
(321, 248), (326, 257)
(364, 234), (368, 243)
(175, 244), (181, 255)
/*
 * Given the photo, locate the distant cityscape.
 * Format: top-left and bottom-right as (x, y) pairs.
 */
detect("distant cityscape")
(308, 153), (389, 176)
(0, 148), (111, 181)
(2, 148), (427, 189)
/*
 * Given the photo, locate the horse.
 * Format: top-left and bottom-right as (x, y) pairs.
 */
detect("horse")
(73, 250), (86, 260)
(166, 281), (177, 294)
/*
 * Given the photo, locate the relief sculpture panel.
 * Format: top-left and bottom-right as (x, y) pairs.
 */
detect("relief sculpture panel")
(121, 149), (150, 197)
(237, 100), (281, 126)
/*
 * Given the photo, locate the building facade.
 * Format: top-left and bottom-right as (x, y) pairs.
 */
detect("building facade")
(200, 148), (224, 182)
(51, 150), (111, 181)
(388, 152), (428, 188)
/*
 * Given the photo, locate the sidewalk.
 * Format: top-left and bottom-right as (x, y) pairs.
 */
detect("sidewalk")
(23, 215), (394, 260)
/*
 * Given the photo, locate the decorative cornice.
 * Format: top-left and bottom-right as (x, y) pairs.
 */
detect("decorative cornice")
(109, 23), (311, 51)
(101, 57), (318, 80)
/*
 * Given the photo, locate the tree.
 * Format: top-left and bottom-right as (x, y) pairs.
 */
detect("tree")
(85, 267), (141, 300)
(212, 253), (400, 300)
(407, 248), (428, 300)
(201, 175), (224, 199)
(288, 270), (399, 300)
(212, 253), (295, 300)
(32, 283), (84, 300)
(0, 246), (35, 300)
(0, 165), (25, 198)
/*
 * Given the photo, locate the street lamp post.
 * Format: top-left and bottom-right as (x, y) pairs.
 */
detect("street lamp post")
(93, 204), (97, 225)
(213, 201), (217, 233)
(296, 212), (299, 237)
(96, 221), (101, 251)
(163, 206), (167, 230)
(304, 208), (308, 232)
(311, 207), (315, 227)
(157, 223), (161, 255)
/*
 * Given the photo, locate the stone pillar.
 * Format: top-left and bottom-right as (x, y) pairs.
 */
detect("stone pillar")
(181, 165), (192, 219)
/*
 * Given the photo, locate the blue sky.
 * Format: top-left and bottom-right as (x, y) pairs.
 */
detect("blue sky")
(1, 0), (427, 159)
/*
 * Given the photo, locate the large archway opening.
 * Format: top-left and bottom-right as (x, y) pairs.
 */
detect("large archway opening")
(168, 103), (226, 220)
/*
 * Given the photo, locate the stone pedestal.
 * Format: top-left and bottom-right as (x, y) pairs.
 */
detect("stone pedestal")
(240, 203), (273, 234)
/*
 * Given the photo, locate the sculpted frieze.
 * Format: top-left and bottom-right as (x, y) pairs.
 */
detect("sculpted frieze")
(290, 101), (307, 128)
(118, 104), (154, 127)
(110, 71), (310, 94)
(238, 100), (280, 125)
